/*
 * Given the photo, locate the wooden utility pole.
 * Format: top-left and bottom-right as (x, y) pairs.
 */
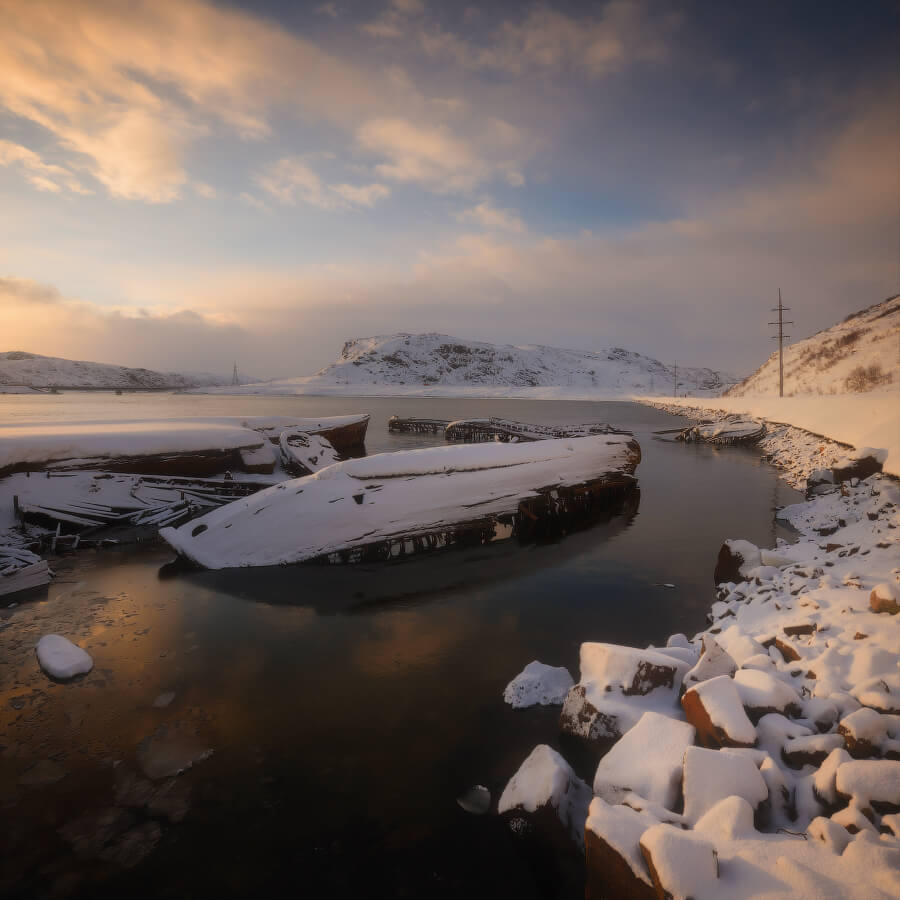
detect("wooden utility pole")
(769, 290), (793, 397)
(673, 361), (677, 397)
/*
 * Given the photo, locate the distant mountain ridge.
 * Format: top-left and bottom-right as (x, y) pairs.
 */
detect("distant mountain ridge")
(726, 294), (900, 397)
(0, 351), (260, 390)
(207, 332), (734, 397)
(311, 332), (734, 393)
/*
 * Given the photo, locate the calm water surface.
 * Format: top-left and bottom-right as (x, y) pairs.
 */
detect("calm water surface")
(0, 395), (801, 898)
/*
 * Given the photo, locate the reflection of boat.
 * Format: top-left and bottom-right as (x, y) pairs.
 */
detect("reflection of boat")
(277, 431), (341, 476)
(161, 434), (641, 569)
(176, 487), (641, 615)
(676, 416), (766, 445)
(0, 548), (51, 597)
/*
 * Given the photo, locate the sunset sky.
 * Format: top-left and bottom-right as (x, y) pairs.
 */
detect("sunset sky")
(1, 0), (898, 378)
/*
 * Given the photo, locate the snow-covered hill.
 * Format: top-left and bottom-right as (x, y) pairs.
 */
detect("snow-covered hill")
(214, 333), (735, 398)
(0, 351), (259, 390)
(727, 294), (900, 397)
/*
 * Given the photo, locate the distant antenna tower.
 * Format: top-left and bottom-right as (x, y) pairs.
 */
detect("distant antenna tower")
(231, 362), (240, 386)
(673, 361), (677, 397)
(769, 289), (793, 397)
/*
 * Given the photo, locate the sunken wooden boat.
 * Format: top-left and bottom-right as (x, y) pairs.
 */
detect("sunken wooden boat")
(387, 416), (450, 434)
(0, 548), (51, 598)
(444, 417), (631, 443)
(676, 416), (766, 445)
(160, 434), (641, 569)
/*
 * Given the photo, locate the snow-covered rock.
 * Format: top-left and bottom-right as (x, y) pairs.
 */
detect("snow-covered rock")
(592, 711), (695, 809)
(502, 661), (574, 708)
(35, 634), (93, 679)
(682, 746), (769, 825)
(682, 675), (757, 748)
(559, 642), (689, 741)
(497, 744), (592, 850)
(584, 798), (658, 900)
(869, 582), (899, 615)
(639, 823), (719, 899)
(683, 635), (737, 689)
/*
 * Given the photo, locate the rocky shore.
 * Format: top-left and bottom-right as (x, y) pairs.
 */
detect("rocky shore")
(498, 404), (900, 898)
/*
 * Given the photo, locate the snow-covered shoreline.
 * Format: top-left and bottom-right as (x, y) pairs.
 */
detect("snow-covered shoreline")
(499, 400), (900, 898)
(650, 393), (900, 478)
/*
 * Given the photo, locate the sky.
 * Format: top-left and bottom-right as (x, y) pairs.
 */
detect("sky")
(0, 0), (898, 379)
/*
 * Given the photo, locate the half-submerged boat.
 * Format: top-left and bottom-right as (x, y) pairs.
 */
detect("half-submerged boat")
(676, 416), (766, 446)
(444, 418), (629, 443)
(160, 434), (641, 569)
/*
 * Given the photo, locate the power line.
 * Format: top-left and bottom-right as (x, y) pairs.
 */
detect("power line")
(768, 289), (793, 397)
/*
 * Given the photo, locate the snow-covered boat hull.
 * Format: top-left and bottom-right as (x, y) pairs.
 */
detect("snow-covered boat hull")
(0, 549), (51, 597)
(677, 417), (766, 445)
(160, 434), (641, 569)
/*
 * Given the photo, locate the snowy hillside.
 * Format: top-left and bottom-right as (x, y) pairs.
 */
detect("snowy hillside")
(0, 351), (259, 390)
(727, 294), (899, 397)
(214, 333), (735, 398)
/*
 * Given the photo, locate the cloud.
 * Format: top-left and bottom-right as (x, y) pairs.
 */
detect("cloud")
(0, 0), (406, 203)
(0, 277), (248, 374)
(0, 276), (63, 305)
(254, 157), (390, 210)
(356, 117), (523, 192)
(456, 200), (525, 233)
(315, 2), (339, 18)
(362, 0), (424, 39)
(421, 0), (677, 77)
(0, 140), (90, 194)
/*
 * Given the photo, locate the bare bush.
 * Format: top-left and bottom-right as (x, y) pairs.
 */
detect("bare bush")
(844, 362), (890, 392)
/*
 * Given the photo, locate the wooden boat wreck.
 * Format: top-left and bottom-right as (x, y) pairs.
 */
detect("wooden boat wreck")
(0, 414), (370, 479)
(243, 414), (369, 454)
(676, 416), (766, 446)
(387, 416), (450, 434)
(277, 432), (341, 476)
(160, 434), (641, 569)
(0, 548), (51, 598)
(444, 417), (631, 443)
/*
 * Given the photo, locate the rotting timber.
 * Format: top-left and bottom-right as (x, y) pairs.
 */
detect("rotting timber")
(387, 416), (450, 434)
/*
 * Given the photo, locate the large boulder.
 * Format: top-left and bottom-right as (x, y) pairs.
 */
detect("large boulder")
(682, 675), (757, 748)
(714, 539), (761, 584)
(831, 447), (886, 482)
(585, 799), (657, 900)
(593, 711), (696, 810)
(682, 636), (737, 690)
(682, 746), (768, 825)
(639, 823), (719, 899)
(559, 643), (689, 742)
(498, 744), (593, 851)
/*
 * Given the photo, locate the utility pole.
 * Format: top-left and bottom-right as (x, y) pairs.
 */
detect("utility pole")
(673, 361), (677, 397)
(769, 289), (793, 397)
(231, 362), (240, 386)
